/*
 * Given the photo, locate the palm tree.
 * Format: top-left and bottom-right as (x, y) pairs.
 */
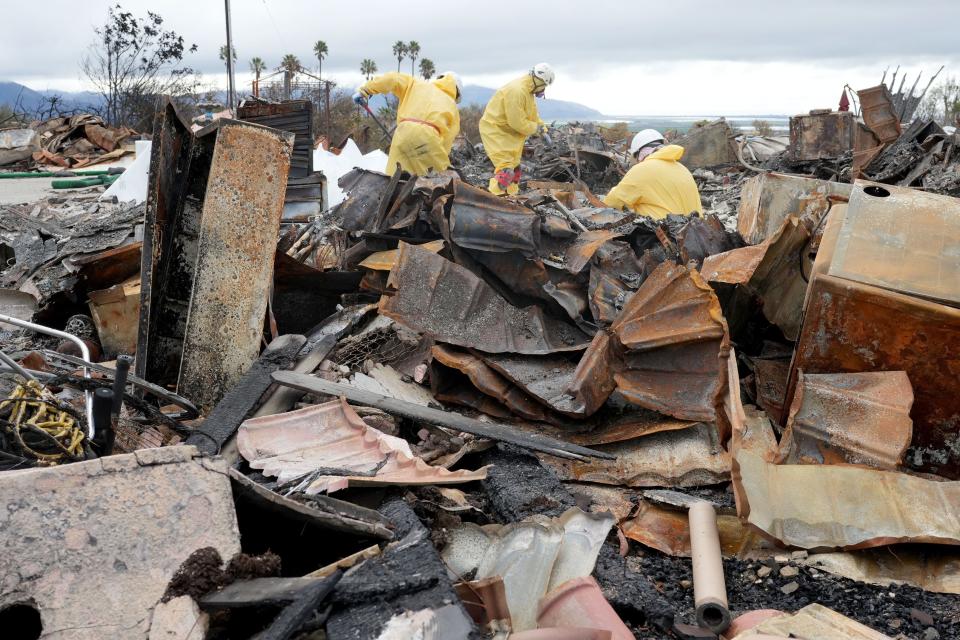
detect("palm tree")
(361, 58), (378, 81)
(312, 40), (328, 82)
(419, 58), (435, 80)
(250, 57), (267, 96)
(219, 44), (237, 72)
(407, 41), (420, 75)
(280, 54), (302, 75)
(392, 41), (407, 73)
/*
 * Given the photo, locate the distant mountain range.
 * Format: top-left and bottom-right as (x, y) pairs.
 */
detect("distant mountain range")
(0, 82), (101, 114)
(1, 80), (603, 121)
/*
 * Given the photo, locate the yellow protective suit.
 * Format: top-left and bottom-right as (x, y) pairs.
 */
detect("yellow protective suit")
(359, 72), (460, 175)
(479, 74), (545, 194)
(603, 145), (703, 219)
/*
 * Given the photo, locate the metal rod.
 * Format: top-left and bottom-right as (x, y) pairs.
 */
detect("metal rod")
(0, 313), (95, 438)
(112, 354), (133, 416)
(92, 388), (115, 455)
(0, 350), (36, 382)
(224, 0), (236, 115)
(689, 501), (731, 634)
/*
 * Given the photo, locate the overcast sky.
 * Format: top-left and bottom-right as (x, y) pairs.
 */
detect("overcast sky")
(2, 0), (958, 115)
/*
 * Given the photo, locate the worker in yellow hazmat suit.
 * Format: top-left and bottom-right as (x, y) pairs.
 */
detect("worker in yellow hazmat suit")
(603, 129), (703, 219)
(354, 71), (461, 175)
(479, 63), (555, 195)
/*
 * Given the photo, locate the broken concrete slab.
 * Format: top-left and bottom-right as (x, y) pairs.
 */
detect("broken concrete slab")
(778, 371), (914, 469)
(0, 445), (239, 640)
(148, 595), (208, 640)
(380, 242), (589, 354)
(732, 448), (960, 550)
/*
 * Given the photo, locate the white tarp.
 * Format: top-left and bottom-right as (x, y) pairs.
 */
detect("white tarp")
(313, 139), (389, 207)
(100, 140), (151, 203)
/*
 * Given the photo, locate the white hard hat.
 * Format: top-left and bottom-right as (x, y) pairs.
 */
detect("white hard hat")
(531, 63), (555, 86)
(629, 129), (666, 156)
(438, 71), (462, 102)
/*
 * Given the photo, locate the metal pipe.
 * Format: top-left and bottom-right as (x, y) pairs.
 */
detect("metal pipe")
(92, 388), (115, 455)
(689, 501), (731, 634)
(112, 355), (133, 416)
(0, 350), (36, 382)
(224, 0), (236, 115)
(0, 313), (95, 439)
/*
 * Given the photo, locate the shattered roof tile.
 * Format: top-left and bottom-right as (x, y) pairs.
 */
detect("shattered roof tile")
(237, 398), (488, 494)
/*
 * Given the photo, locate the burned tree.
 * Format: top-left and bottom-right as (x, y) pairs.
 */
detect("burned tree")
(81, 4), (199, 129)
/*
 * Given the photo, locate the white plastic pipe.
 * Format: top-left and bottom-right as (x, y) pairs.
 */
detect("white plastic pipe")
(689, 501), (731, 634)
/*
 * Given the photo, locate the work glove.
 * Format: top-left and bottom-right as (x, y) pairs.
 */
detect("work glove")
(352, 92), (367, 107)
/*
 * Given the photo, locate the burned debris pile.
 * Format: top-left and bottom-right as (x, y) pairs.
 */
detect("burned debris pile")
(1, 92), (960, 640)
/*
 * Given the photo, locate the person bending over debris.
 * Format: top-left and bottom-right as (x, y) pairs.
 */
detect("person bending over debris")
(603, 128), (703, 219)
(480, 63), (555, 195)
(353, 71), (462, 175)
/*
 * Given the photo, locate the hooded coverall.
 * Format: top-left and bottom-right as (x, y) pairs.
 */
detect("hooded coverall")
(479, 74), (545, 195)
(603, 145), (703, 219)
(358, 72), (460, 176)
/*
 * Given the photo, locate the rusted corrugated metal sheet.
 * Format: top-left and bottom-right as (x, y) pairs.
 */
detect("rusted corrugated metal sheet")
(830, 181), (960, 308)
(736, 172), (852, 246)
(702, 216), (810, 340)
(622, 499), (778, 559)
(563, 230), (621, 274)
(237, 99), (313, 176)
(177, 120), (293, 409)
(752, 358), (790, 420)
(431, 344), (552, 422)
(478, 351), (580, 416)
(337, 168), (394, 232)
(564, 262), (730, 421)
(778, 371), (913, 469)
(788, 191), (960, 478)
(732, 448), (960, 550)
(857, 85), (902, 144)
(449, 180), (540, 255)
(380, 243), (590, 354)
(788, 110), (856, 161)
(544, 422), (730, 488)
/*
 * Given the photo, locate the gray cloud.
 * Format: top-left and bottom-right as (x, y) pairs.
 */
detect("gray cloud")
(2, 1), (957, 90)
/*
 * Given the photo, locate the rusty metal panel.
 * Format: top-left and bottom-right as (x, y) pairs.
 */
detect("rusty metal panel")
(752, 358), (790, 420)
(177, 120), (293, 409)
(449, 180), (541, 255)
(736, 172), (852, 245)
(563, 262), (729, 421)
(730, 603), (893, 640)
(830, 181), (960, 308)
(703, 216), (810, 340)
(674, 119), (738, 168)
(478, 351), (580, 416)
(788, 110), (856, 161)
(237, 99), (313, 176)
(379, 242), (590, 354)
(801, 547), (960, 595)
(787, 273), (960, 477)
(778, 371), (913, 469)
(136, 98), (197, 385)
(337, 168), (393, 232)
(732, 448), (960, 550)
(622, 499), (777, 558)
(431, 344), (552, 422)
(563, 230), (621, 274)
(857, 85), (902, 144)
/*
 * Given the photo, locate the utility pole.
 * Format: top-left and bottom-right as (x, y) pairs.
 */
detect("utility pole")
(224, 0), (236, 114)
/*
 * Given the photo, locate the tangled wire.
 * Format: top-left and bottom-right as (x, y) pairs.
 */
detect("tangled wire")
(0, 380), (86, 468)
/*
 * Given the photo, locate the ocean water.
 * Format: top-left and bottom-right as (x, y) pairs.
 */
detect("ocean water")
(596, 115), (790, 134)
